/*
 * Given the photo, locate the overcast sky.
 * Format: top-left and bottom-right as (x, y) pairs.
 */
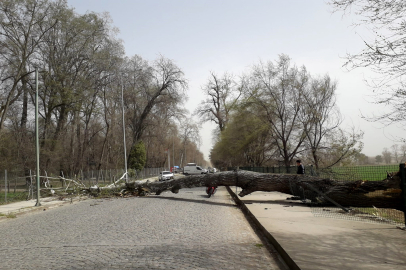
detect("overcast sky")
(67, 0), (404, 161)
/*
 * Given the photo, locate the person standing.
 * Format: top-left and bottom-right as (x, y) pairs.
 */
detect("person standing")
(287, 160), (306, 200)
(296, 160), (305, 174)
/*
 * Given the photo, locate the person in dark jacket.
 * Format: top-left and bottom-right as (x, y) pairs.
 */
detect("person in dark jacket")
(296, 160), (305, 174)
(287, 160), (306, 201)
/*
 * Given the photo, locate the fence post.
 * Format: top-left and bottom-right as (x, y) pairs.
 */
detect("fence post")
(5, 170), (7, 203)
(88, 170), (90, 187)
(400, 163), (406, 228)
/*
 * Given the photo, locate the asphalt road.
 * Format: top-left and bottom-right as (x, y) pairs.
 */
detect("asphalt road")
(0, 187), (284, 269)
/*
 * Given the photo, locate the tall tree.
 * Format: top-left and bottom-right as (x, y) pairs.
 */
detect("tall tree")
(382, 147), (392, 164)
(178, 118), (200, 167)
(125, 56), (186, 143)
(400, 144), (406, 163)
(123, 56), (187, 162)
(195, 72), (241, 132)
(391, 144), (400, 163)
(248, 55), (309, 167)
(0, 0), (59, 130)
(301, 75), (363, 168)
(0, 1), (200, 174)
(37, 5), (118, 171)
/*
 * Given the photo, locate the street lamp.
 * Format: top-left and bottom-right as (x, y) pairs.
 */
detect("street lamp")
(121, 79), (128, 183)
(35, 68), (41, 206)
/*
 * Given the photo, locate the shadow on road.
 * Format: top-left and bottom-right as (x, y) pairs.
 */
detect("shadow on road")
(241, 199), (307, 207)
(141, 195), (236, 208)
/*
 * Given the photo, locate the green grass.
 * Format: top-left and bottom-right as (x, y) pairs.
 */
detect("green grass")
(242, 164), (402, 181)
(0, 212), (16, 218)
(0, 191), (28, 205)
(321, 165), (400, 181)
(357, 207), (404, 223)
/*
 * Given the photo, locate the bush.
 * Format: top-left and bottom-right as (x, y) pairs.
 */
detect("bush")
(128, 141), (146, 171)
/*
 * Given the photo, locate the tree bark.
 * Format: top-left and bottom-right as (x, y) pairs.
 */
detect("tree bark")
(124, 170), (403, 209)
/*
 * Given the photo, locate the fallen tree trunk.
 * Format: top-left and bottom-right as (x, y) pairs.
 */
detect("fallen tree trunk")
(125, 170), (403, 209)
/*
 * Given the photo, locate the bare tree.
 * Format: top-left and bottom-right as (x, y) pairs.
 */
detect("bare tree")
(301, 76), (363, 168)
(330, 0), (406, 127)
(36, 5), (117, 172)
(124, 56), (186, 151)
(0, 0), (58, 129)
(400, 144), (406, 162)
(301, 75), (340, 168)
(0, 0), (194, 175)
(382, 147), (392, 164)
(248, 55), (309, 168)
(178, 118), (200, 167)
(195, 72), (241, 132)
(391, 144), (400, 163)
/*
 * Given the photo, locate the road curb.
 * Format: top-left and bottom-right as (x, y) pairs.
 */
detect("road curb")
(226, 186), (301, 270)
(0, 196), (87, 222)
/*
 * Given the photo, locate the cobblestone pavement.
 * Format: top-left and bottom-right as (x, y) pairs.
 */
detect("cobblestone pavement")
(0, 187), (284, 269)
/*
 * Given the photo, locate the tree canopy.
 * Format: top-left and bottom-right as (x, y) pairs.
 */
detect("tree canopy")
(0, 0), (204, 175)
(330, 0), (406, 127)
(209, 55), (363, 169)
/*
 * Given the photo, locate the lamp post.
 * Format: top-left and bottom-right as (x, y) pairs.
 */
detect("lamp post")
(168, 148), (170, 171)
(121, 80), (128, 183)
(35, 69), (41, 206)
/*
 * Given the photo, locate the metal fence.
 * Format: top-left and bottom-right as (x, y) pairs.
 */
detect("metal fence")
(240, 164), (406, 227)
(238, 166), (297, 174)
(0, 167), (165, 205)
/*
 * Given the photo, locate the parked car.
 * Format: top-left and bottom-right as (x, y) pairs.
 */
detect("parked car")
(171, 166), (180, 173)
(183, 164), (206, 175)
(209, 168), (217, 173)
(158, 171), (174, 181)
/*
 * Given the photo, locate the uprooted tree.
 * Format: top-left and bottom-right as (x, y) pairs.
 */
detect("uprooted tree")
(84, 170), (404, 210)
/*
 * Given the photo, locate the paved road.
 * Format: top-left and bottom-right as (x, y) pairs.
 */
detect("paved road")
(0, 187), (284, 269)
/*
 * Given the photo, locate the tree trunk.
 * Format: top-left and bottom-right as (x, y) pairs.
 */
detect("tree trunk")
(124, 170), (403, 209)
(20, 75), (29, 129)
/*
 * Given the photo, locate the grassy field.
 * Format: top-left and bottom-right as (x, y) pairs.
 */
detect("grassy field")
(242, 164), (402, 181)
(313, 206), (405, 226)
(318, 165), (400, 181)
(0, 191), (28, 205)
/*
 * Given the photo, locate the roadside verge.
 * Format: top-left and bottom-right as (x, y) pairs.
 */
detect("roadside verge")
(0, 196), (87, 222)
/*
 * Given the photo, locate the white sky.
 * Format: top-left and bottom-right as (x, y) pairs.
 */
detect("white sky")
(67, 0), (405, 161)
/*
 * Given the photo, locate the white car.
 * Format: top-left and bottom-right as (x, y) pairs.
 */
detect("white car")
(184, 165), (206, 175)
(158, 171), (174, 181)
